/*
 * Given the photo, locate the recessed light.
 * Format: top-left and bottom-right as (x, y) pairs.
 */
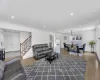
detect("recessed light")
(44, 26), (46, 27)
(70, 13), (74, 16)
(11, 16), (15, 19)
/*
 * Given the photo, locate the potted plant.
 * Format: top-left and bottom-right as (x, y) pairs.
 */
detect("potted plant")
(89, 40), (96, 53)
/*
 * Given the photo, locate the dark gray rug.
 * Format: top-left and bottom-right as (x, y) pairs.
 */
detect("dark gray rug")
(24, 55), (86, 80)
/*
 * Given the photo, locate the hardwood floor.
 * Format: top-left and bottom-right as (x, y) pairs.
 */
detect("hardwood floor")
(61, 49), (100, 80)
(5, 56), (21, 62)
(9, 49), (100, 80)
(21, 57), (37, 66)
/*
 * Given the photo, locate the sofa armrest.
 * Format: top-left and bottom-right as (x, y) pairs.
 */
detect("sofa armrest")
(3, 58), (24, 79)
(33, 51), (39, 59)
(5, 58), (23, 72)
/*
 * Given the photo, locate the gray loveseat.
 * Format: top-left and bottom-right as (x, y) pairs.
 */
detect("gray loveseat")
(32, 44), (53, 60)
(0, 58), (26, 80)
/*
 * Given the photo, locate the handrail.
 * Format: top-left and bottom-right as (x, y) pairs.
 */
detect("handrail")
(20, 36), (31, 45)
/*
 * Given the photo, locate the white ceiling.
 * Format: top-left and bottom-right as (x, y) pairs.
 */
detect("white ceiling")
(0, 0), (100, 32)
(58, 24), (96, 33)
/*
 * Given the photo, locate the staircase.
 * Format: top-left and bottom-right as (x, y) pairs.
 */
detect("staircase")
(20, 36), (32, 56)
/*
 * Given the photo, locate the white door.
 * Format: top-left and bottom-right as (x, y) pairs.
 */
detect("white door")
(4, 34), (20, 52)
(4, 34), (13, 52)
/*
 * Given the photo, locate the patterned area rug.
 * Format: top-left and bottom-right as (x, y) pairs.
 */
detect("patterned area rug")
(24, 55), (86, 80)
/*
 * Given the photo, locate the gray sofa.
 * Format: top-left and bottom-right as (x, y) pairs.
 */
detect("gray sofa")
(0, 58), (26, 80)
(32, 44), (53, 60)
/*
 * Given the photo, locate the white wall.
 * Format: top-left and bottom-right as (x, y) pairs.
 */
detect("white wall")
(0, 21), (61, 59)
(61, 29), (96, 52)
(0, 22), (32, 32)
(32, 29), (50, 45)
(1, 21), (98, 59)
(32, 30), (62, 46)
(0, 29), (4, 49)
(96, 25), (100, 60)
(23, 31), (62, 59)
(23, 29), (50, 59)
(61, 34), (69, 48)
(4, 31), (20, 52)
(23, 30), (50, 59)
(0, 22), (62, 47)
(82, 29), (96, 52)
(0, 22), (52, 59)
(53, 33), (62, 53)
(23, 48), (33, 59)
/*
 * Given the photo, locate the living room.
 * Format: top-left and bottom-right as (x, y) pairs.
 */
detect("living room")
(0, 0), (100, 80)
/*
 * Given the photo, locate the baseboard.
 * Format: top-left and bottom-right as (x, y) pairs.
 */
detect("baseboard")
(5, 50), (20, 53)
(60, 48), (64, 49)
(84, 51), (91, 53)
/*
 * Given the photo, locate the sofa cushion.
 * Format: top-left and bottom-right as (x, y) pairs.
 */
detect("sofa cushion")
(44, 44), (48, 47)
(42, 47), (46, 51)
(38, 51), (44, 55)
(45, 47), (50, 50)
(0, 60), (5, 72)
(43, 51), (47, 54)
(45, 50), (51, 53)
(35, 48), (42, 52)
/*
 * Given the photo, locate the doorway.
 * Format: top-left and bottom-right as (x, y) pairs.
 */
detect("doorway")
(3, 29), (20, 58)
(54, 36), (61, 54)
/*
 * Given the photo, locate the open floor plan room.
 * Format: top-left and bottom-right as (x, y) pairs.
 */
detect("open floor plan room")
(0, 0), (100, 80)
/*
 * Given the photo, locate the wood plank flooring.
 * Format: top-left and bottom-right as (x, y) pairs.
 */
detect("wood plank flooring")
(61, 49), (100, 80)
